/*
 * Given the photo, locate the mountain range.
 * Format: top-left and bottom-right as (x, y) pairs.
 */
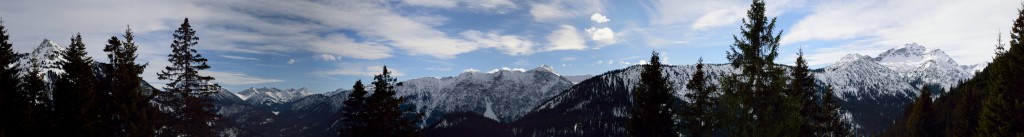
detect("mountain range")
(20, 39), (985, 136)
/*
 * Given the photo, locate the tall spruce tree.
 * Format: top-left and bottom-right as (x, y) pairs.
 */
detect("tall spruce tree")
(54, 33), (100, 136)
(977, 2), (1024, 136)
(156, 18), (221, 136)
(0, 18), (24, 137)
(791, 49), (819, 137)
(682, 57), (717, 137)
(906, 86), (933, 137)
(338, 80), (369, 137)
(364, 66), (422, 137)
(20, 57), (50, 137)
(627, 51), (678, 137)
(820, 85), (849, 137)
(104, 26), (158, 136)
(721, 0), (794, 136)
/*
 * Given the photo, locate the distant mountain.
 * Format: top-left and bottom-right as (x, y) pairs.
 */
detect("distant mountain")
(870, 43), (980, 90)
(201, 43), (982, 136)
(562, 75), (594, 84)
(206, 65), (574, 136)
(398, 64), (574, 123)
(426, 43), (983, 136)
(235, 87), (315, 106)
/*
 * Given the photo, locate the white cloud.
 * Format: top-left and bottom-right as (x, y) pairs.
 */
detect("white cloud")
(310, 64), (406, 77)
(400, 0), (518, 13)
(315, 54), (339, 61)
(545, 25), (587, 51)
(463, 68), (480, 73)
(460, 30), (536, 55)
(220, 55), (261, 61)
(401, 0), (459, 8)
(465, 0), (518, 13)
(586, 27), (616, 46)
(591, 13), (610, 23)
(784, 0), (1018, 66)
(487, 67), (527, 73)
(310, 34), (393, 60)
(691, 8), (745, 30)
(643, 0), (798, 26)
(202, 71), (284, 85)
(529, 0), (604, 22)
(287, 59), (296, 64)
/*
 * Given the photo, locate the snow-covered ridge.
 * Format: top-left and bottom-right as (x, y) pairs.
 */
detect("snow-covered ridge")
(869, 43), (980, 90)
(397, 65), (574, 123)
(234, 87), (315, 105)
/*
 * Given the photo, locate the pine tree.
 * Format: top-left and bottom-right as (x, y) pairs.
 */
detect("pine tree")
(976, 2), (1024, 136)
(906, 86), (933, 137)
(53, 33), (100, 136)
(626, 51), (678, 137)
(156, 18), (221, 136)
(820, 85), (849, 137)
(364, 66), (422, 137)
(791, 49), (819, 137)
(682, 57), (717, 137)
(0, 18), (24, 137)
(104, 26), (159, 136)
(338, 80), (369, 137)
(721, 0), (793, 136)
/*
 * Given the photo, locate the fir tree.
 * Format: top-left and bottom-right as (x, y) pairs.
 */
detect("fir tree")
(627, 51), (678, 137)
(53, 33), (99, 136)
(976, 2), (1024, 136)
(721, 0), (794, 136)
(906, 86), (933, 137)
(104, 26), (159, 136)
(820, 85), (849, 137)
(0, 18), (25, 137)
(791, 49), (819, 137)
(364, 66), (422, 137)
(682, 57), (717, 137)
(156, 18), (221, 136)
(338, 80), (369, 137)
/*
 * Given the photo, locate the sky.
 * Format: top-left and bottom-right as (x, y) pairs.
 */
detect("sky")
(0, 0), (1019, 93)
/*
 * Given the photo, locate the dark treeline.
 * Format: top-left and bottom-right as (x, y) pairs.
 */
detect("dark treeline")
(336, 67), (424, 136)
(625, 0), (850, 137)
(880, 2), (1024, 137)
(0, 18), (223, 137)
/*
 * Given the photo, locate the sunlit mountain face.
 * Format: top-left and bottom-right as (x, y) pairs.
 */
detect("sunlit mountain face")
(1, 0), (1020, 136)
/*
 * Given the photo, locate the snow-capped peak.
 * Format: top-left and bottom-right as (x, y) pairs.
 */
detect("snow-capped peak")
(234, 87), (314, 105)
(530, 64), (557, 75)
(837, 54), (871, 63)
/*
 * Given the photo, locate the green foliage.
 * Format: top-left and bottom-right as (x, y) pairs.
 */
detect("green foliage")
(820, 85), (849, 137)
(338, 80), (370, 137)
(103, 27), (160, 136)
(627, 51), (679, 137)
(54, 33), (100, 136)
(682, 57), (718, 137)
(0, 18), (30, 137)
(363, 66), (423, 137)
(157, 18), (221, 136)
(719, 0), (801, 136)
(906, 86), (934, 137)
(976, 2), (1024, 136)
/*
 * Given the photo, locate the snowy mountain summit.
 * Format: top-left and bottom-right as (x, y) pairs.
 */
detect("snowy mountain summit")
(25, 39), (66, 75)
(397, 65), (574, 123)
(871, 43), (980, 90)
(234, 87), (315, 106)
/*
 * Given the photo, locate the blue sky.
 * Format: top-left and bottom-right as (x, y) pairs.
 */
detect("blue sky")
(0, 0), (1019, 93)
